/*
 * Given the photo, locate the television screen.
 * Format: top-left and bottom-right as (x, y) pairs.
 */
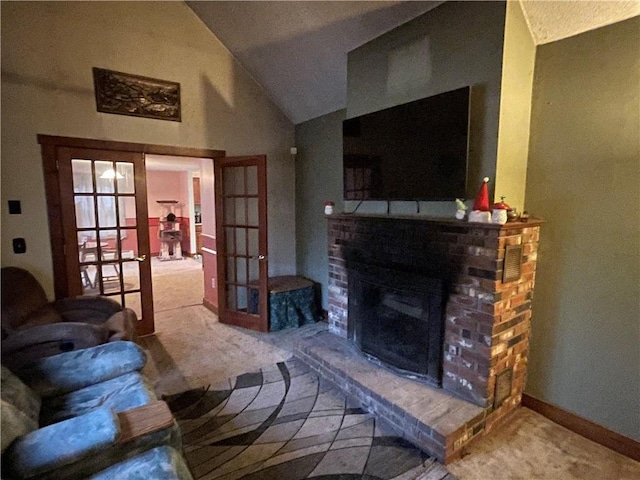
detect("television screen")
(343, 86), (470, 201)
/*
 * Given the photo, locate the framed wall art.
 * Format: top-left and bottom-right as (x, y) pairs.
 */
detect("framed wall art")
(93, 67), (181, 122)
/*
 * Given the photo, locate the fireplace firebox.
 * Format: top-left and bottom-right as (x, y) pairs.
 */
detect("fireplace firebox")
(348, 262), (445, 386)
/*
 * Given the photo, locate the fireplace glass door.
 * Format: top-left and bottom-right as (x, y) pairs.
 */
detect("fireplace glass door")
(356, 284), (430, 374)
(348, 264), (444, 385)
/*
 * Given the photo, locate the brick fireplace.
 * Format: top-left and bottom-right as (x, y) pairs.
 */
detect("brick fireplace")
(308, 213), (542, 461)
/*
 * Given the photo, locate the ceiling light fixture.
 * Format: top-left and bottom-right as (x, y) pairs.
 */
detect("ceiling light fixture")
(100, 168), (124, 179)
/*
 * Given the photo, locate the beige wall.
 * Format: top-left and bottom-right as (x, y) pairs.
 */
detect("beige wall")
(494, 1), (535, 212)
(1, 1), (295, 296)
(525, 17), (640, 440)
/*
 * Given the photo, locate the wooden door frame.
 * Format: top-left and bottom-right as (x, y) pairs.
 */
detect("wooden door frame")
(38, 134), (225, 300)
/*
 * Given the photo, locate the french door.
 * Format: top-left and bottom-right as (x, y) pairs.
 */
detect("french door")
(57, 147), (154, 335)
(215, 156), (268, 332)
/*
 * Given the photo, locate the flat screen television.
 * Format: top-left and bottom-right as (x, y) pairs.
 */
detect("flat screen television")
(343, 86), (470, 201)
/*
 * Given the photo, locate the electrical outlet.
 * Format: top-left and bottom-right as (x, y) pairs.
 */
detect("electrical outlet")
(211, 278), (216, 289)
(13, 238), (26, 254)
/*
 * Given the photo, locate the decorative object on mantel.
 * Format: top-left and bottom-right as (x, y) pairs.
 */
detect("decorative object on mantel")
(491, 196), (510, 225)
(507, 206), (520, 222)
(324, 201), (335, 215)
(93, 67), (181, 122)
(454, 198), (467, 220)
(468, 177), (492, 223)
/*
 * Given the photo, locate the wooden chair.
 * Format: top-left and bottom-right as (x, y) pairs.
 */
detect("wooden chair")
(78, 241), (95, 290)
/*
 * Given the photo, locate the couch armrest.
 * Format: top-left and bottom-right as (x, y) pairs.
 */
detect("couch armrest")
(54, 296), (122, 325)
(117, 401), (175, 444)
(3, 407), (120, 479)
(15, 341), (147, 398)
(1, 323), (108, 371)
(86, 446), (194, 480)
(103, 309), (139, 343)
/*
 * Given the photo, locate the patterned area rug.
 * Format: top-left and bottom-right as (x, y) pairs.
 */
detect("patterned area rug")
(164, 359), (455, 480)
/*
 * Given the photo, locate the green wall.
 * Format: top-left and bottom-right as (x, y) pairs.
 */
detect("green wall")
(294, 3), (640, 441)
(346, 1), (506, 214)
(525, 17), (640, 440)
(295, 110), (345, 310)
(295, 1), (507, 308)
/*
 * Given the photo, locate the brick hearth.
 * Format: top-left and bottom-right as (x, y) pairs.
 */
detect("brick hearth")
(309, 214), (542, 462)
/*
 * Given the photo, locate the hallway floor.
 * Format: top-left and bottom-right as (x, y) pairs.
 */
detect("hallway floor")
(141, 305), (639, 480)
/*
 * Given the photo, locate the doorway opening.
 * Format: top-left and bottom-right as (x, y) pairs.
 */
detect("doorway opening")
(144, 154), (212, 316)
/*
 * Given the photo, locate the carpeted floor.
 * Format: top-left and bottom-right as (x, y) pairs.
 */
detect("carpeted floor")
(164, 358), (454, 480)
(143, 306), (640, 480)
(151, 257), (204, 313)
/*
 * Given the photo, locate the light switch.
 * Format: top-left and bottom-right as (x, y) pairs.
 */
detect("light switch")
(8, 200), (21, 215)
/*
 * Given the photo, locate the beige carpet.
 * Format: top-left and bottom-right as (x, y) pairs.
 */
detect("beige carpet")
(141, 307), (640, 480)
(448, 408), (639, 480)
(141, 305), (292, 397)
(151, 257), (204, 313)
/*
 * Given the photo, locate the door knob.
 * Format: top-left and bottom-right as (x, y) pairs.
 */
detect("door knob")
(134, 255), (147, 262)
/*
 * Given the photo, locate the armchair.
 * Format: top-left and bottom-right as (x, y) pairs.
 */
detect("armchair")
(1, 342), (185, 480)
(1, 267), (138, 371)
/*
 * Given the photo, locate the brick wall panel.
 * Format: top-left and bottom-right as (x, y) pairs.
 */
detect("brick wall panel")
(326, 216), (541, 411)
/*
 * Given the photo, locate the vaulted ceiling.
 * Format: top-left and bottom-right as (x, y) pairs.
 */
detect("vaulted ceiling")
(187, 1), (639, 125)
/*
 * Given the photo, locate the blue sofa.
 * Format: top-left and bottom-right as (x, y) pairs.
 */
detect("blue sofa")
(1, 341), (191, 479)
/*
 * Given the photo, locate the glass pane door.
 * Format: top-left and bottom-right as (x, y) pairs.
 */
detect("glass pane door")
(216, 156), (268, 332)
(58, 147), (154, 335)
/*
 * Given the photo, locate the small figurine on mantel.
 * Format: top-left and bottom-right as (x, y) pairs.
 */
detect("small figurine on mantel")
(455, 198), (467, 220)
(468, 177), (492, 223)
(491, 197), (510, 225)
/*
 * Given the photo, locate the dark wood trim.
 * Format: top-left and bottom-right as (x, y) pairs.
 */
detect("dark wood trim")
(40, 143), (69, 299)
(522, 393), (640, 461)
(131, 150), (154, 336)
(203, 297), (218, 315)
(258, 155), (268, 332)
(38, 134), (225, 159)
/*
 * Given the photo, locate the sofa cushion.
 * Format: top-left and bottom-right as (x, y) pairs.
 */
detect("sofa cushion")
(86, 446), (194, 480)
(3, 406), (120, 479)
(32, 417), (182, 480)
(40, 372), (156, 426)
(1, 366), (40, 424)
(17, 341), (147, 398)
(1, 399), (38, 452)
(103, 310), (138, 342)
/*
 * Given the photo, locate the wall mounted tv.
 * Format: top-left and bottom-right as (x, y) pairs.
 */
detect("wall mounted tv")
(343, 86), (470, 201)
